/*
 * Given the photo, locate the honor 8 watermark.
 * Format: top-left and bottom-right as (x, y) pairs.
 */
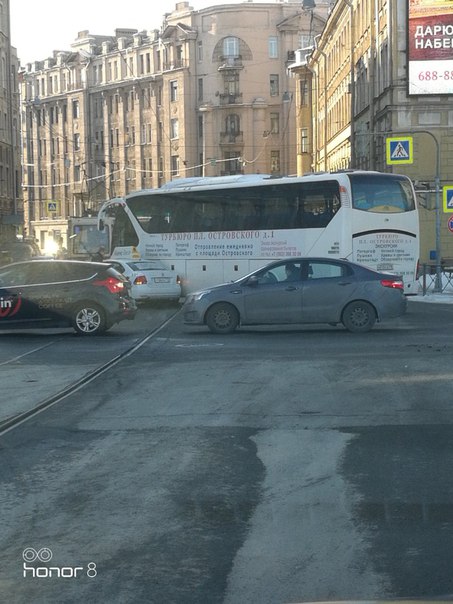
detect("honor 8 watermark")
(22, 548), (97, 579)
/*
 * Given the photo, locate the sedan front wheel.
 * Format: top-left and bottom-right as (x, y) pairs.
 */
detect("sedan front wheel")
(205, 303), (239, 334)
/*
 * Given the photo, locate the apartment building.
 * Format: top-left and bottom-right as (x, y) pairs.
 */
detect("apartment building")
(289, 0), (453, 262)
(19, 0), (331, 251)
(0, 0), (21, 248)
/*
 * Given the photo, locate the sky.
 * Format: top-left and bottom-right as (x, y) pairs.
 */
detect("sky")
(10, 0), (245, 66)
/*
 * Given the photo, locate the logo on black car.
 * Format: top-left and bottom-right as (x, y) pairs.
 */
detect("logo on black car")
(0, 296), (22, 318)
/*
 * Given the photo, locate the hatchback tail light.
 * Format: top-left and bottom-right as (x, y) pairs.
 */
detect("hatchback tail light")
(380, 278), (404, 290)
(133, 275), (148, 285)
(93, 276), (126, 294)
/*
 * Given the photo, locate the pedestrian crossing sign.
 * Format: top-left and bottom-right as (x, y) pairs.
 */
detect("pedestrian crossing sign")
(442, 185), (453, 213)
(386, 137), (413, 165)
(46, 201), (59, 215)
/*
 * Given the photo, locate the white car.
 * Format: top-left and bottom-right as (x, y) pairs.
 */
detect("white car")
(106, 259), (181, 302)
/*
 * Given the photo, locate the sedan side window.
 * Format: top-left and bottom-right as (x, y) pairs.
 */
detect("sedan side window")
(307, 262), (346, 279)
(256, 262), (303, 284)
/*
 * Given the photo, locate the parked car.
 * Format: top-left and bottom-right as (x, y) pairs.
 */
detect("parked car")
(106, 259), (181, 302)
(0, 240), (37, 265)
(0, 260), (137, 335)
(183, 257), (407, 334)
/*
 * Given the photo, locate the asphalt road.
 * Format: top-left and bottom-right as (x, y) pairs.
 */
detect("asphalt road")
(1, 299), (453, 603)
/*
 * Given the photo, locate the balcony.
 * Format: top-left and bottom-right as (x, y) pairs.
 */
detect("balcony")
(162, 59), (188, 71)
(219, 131), (243, 145)
(219, 93), (243, 106)
(218, 56), (243, 71)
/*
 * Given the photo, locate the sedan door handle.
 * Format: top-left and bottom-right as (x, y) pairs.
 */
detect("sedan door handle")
(338, 282), (352, 286)
(285, 286), (299, 291)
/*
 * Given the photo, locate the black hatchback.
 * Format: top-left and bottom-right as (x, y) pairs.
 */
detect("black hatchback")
(0, 260), (137, 335)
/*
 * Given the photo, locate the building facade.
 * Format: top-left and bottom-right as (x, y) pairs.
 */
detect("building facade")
(290, 0), (453, 263)
(19, 1), (330, 252)
(0, 0), (21, 248)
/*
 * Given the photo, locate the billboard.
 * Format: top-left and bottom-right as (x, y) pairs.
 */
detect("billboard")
(408, 0), (453, 95)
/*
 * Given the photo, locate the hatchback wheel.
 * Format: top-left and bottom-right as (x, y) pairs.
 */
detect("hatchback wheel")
(72, 302), (107, 335)
(205, 303), (239, 334)
(342, 301), (376, 333)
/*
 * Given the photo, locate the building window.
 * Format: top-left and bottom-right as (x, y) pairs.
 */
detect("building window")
(270, 112), (279, 134)
(268, 36), (278, 58)
(171, 155), (180, 176)
(198, 78), (203, 102)
(299, 34), (314, 49)
(224, 151), (241, 175)
(270, 74), (279, 97)
(74, 133), (81, 151)
(224, 72), (239, 96)
(170, 80), (178, 102)
(197, 41), (203, 62)
(225, 114), (240, 135)
(72, 100), (79, 119)
(223, 36), (239, 59)
(271, 150), (280, 173)
(299, 79), (309, 106)
(300, 128), (309, 153)
(170, 118), (179, 139)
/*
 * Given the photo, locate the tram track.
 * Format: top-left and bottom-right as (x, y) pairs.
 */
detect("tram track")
(0, 310), (179, 436)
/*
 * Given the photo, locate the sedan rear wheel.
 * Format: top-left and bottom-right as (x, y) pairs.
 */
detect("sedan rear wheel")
(73, 303), (107, 335)
(342, 301), (376, 333)
(205, 303), (239, 334)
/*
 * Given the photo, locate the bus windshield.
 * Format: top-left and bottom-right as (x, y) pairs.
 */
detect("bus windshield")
(350, 174), (416, 213)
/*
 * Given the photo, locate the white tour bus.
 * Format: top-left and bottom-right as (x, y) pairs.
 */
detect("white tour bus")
(97, 171), (420, 294)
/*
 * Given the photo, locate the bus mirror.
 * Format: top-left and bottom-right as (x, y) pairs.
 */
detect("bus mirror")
(99, 219), (105, 231)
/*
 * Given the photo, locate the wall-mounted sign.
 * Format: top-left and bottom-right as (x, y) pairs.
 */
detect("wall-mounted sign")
(442, 185), (453, 213)
(386, 137), (413, 165)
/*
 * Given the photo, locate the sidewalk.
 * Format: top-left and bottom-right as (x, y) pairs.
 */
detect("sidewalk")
(411, 277), (453, 304)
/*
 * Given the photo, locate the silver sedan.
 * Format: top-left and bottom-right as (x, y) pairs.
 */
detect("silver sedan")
(183, 257), (407, 334)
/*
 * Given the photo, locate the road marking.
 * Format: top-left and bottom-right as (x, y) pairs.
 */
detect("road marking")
(0, 341), (57, 367)
(175, 343), (224, 348)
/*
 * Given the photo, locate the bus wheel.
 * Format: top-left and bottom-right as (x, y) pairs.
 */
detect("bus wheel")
(342, 301), (376, 333)
(206, 303), (239, 334)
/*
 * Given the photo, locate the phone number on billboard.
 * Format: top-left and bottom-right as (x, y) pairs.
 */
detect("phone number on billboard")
(417, 71), (453, 80)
